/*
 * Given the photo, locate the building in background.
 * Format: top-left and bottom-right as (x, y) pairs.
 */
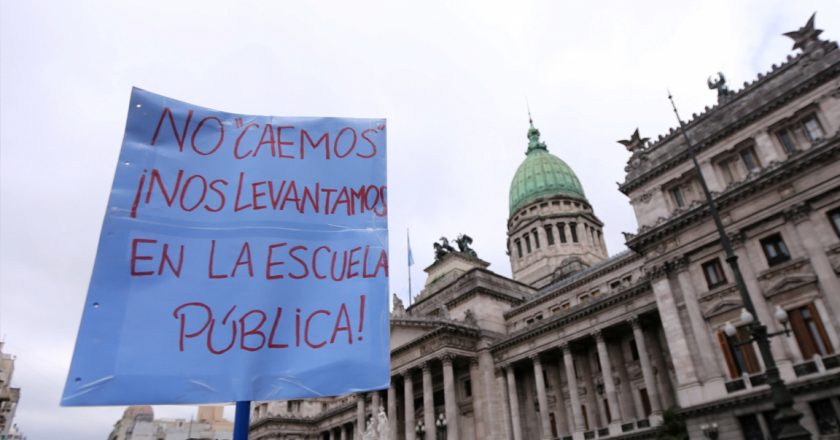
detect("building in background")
(0, 342), (21, 440)
(250, 13), (840, 440)
(109, 405), (233, 440)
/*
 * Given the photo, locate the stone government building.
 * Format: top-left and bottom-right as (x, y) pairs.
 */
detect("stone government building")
(250, 14), (840, 440)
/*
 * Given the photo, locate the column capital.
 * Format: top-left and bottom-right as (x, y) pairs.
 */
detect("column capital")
(559, 342), (571, 354)
(421, 361), (431, 373)
(440, 353), (453, 365)
(728, 230), (746, 249)
(783, 202), (812, 224)
(469, 357), (479, 367)
(627, 315), (641, 329)
(592, 329), (604, 342)
(529, 353), (542, 365)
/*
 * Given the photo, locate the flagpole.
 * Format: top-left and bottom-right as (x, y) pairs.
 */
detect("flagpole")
(407, 229), (413, 305)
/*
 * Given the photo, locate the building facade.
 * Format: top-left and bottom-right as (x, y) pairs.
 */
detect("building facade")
(109, 406), (233, 440)
(250, 14), (840, 440)
(0, 342), (21, 440)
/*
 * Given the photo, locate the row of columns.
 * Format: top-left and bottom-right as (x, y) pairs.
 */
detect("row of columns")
(319, 391), (383, 440)
(501, 316), (666, 439)
(387, 353), (472, 440)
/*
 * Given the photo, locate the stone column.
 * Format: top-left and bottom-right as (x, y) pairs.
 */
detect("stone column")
(329, 428), (336, 440)
(422, 362), (437, 440)
(357, 394), (366, 437)
(594, 330), (620, 425)
(562, 344), (585, 433)
(676, 267), (726, 398)
(552, 359), (569, 436)
(442, 355), (459, 440)
(372, 391), (381, 418)
(388, 380), (398, 440)
(732, 235), (796, 378)
(505, 365), (523, 440)
(531, 355), (552, 439)
(404, 372), (416, 440)
(791, 209), (840, 345)
(580, 347), (602, 428)
(649, 275), (702, 406)
(630, 317), (661, 416)
(610, 338), (635, 422)
(341, 424), (348, 440)
(469, 358), (487, 439)
(480, 351), (504, 439)
(499, 368), (514, 440)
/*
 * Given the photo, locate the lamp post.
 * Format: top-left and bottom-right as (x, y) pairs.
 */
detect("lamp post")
(416, 420), (426, 440)
(435, 413), (447, 439)
(668, 92), (811, 440)
(701, 422), (719, 440)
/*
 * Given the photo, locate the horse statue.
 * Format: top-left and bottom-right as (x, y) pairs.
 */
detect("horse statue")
(433, 237), (456, 261)
(454, 234), (478, 258)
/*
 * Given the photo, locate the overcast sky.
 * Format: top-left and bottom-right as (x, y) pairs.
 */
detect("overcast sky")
(2, 1), (838, 438)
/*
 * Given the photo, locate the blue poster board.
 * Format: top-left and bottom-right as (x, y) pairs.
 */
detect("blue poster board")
(62, 88), (390, 405)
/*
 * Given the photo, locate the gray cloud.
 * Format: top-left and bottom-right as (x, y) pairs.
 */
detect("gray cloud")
(2, 1), (838, 438)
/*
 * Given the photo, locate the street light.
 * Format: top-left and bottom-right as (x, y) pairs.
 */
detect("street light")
(416, 420), (426, 440)
(668, 92), (811, 439)
(725, 307), (792, 339)
(701, 422), (720, 440)
(436, 413), (447, 438)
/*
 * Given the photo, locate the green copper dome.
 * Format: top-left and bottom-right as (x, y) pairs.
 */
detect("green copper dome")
(509, 121), (586, 215)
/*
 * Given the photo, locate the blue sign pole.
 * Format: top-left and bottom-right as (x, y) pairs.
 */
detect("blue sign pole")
(234, 401), (251, 440)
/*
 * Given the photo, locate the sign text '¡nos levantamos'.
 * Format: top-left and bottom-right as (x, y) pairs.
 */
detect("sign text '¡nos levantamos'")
(129, 107), (388, 218)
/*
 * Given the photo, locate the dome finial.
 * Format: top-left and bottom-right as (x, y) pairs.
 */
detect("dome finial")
(526, 104), (547, 154)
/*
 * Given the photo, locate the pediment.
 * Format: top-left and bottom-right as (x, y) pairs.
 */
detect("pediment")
(764, 274), (817, 298)
(702, 297), (743, 319)
(390, 319), (439, 350)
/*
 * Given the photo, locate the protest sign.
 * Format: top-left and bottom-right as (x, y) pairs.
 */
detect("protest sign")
(62, 88), (389, 405)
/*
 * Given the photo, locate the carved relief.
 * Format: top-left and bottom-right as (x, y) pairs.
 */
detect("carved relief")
(756, 257), (816, 296)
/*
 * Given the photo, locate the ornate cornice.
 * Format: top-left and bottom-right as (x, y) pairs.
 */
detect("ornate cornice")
(504, 250), (641, 318)
(679, 372), (840, 417)
(491, 281), (653, 353)
(627, 137), (840, 252)
(620, 49), (840, 194)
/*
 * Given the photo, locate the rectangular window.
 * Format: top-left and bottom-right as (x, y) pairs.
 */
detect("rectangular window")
(720, 156), (740, 184)
(557, 223), (567, 243)
(777, 129), (797, 154)
(561, 302), (571, 310)
(809, 399), (840, 434)
(570, 222), (579, 243)
(670, 187), (686, 208)
(802, 116), (824, 142)
(524, 235), (532, 253)
(760, 233), (791, 266)
(718, 328), (761, 378)
(463, 378), (472, 398)
(629, 340), (639, 361)
(515, 239), (522, 258)
(738, 414), (766, 440)
(532, 229), (540, 249)
(702, 258), (727, 289)
(545, 225), (555, 245)
(639, 388), (651, 417)
(789, 303), (834, 359)
(739, 147), (761, 173)
(828, 207), (840, 238)
(610, 280), (621, 291)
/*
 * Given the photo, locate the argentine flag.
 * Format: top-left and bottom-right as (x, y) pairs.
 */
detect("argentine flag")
(407, 230), (415, 266)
